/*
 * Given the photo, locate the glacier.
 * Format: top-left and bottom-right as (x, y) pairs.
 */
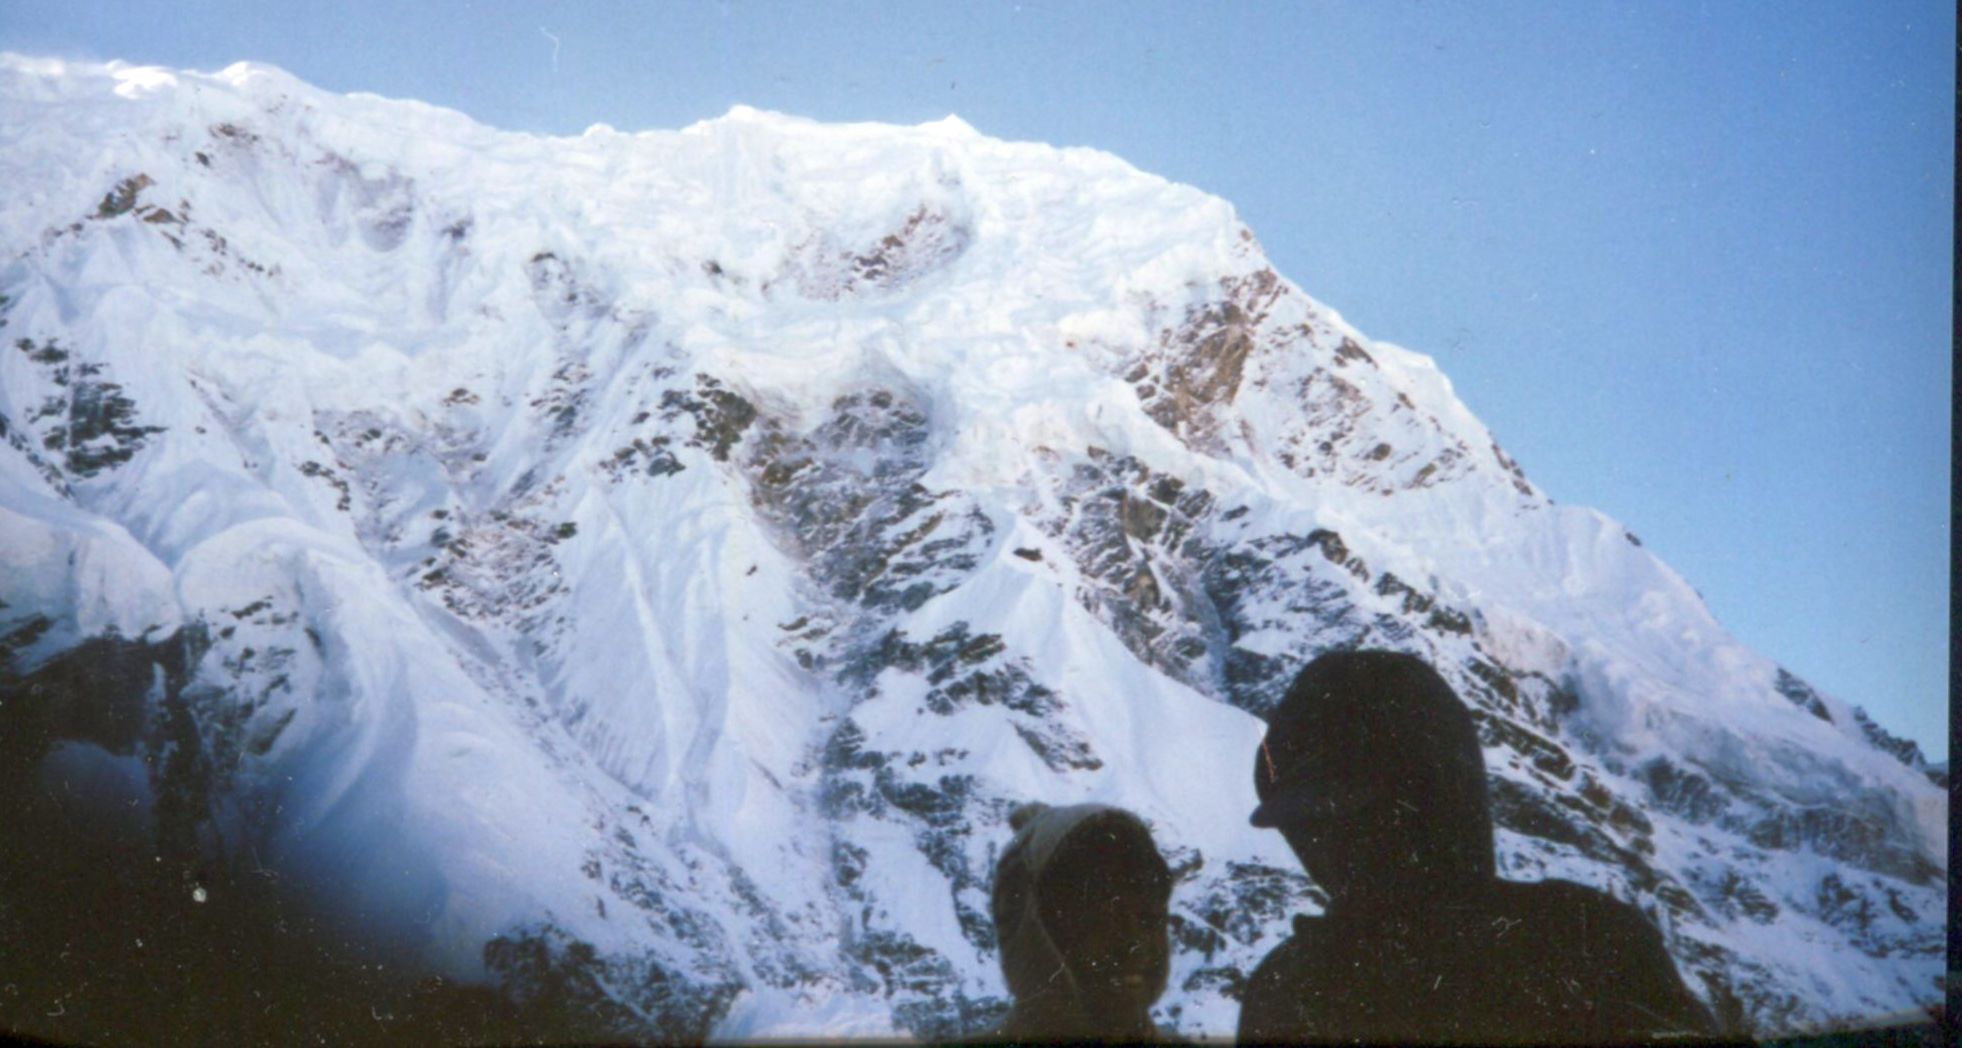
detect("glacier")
(0, 55), (1945, 1041)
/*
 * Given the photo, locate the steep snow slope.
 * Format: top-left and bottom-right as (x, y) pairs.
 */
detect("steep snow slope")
(0, 56), (1944, 1039)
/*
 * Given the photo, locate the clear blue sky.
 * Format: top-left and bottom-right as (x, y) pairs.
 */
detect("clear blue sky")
(4, 2), (1950, 760)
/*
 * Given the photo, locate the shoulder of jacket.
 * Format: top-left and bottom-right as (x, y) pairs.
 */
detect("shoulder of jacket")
(1239, 925), (1318, 1042)
(1246, 916), (1327, 985)
(1509, 877), (1632, 912)
(1247, 926), (1310, 981)
(1509, 879), (1668, 945)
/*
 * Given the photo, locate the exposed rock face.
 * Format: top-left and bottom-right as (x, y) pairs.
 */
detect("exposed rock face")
(11, 336), (166, 479)
(0, 58), (1943, 1042)
(1129, 266), (1281, 452)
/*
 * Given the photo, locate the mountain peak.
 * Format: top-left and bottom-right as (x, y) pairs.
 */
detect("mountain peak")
(684, 103), (982, 146)
(211, 59), (300, 90)
(696, 101), (808, 128)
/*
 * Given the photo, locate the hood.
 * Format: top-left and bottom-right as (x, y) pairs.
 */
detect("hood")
(990, 802), (1171, 1024)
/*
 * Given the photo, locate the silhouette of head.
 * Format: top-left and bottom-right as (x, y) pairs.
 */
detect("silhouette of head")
(1251, 650), (1495, 905)
(991, 803), (1172, 1036)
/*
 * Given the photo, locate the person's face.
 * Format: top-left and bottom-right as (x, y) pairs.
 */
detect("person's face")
(1271, 761), (1418, 904)
(1040, 827), (1171, 1014)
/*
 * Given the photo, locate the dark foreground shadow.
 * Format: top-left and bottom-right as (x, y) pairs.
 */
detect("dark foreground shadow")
(0, 634), (648, 1047)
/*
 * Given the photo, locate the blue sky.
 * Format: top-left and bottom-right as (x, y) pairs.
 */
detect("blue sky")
(3, 1), (1950, 760)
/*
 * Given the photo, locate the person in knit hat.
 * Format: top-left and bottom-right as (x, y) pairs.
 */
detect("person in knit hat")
(1237, 649), (1717, 1043)
(988, 802), (1173, 1042)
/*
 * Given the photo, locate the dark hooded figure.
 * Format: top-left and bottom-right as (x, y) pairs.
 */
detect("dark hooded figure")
(989, 802), (1174, 1043)
(1237, 650), (1718, 1044)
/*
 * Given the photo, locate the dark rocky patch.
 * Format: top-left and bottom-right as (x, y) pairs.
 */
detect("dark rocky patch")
(1709, 870), (1781, 924)
(14, 337), (165, 478)
(1041, 450), (1218, 691)
(94, 174), (154, 219)
(1849, 705), (1929, 774)
(846, 206), (972, 293)
(1128, 268), (1284, 450)
(296, 459), (353, 511)
(1333, 337), (1374, 367)
(661, 374), (757, 463)
(795, 205), (974, 300)
(1489, 776), (1631, 867)
(1475, 711), (1577, 782)
(1637, 757), (1940, 887)
(745, 386), (990, 614)
(487, 925), (741, 1044)
(1774, 668), (1833, 723)
(603, 434), (685, 480)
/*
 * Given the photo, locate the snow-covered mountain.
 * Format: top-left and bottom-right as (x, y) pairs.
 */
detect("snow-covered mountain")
(0, 56), (1944, 1040)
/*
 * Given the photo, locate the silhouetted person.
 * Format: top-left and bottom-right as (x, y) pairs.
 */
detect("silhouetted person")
(989, 802), (1174, 1043)
(1238, 650), (1717, 1044)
